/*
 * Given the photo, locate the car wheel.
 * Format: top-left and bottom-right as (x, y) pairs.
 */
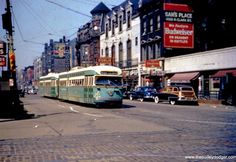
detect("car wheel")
(140, 98), (144, 102)
(154, 96), (159, 103)
(170, 100), (176, 105)
(129, 95), (133, 100)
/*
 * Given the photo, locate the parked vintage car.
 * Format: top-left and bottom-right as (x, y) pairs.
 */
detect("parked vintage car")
(129, 85), (198, 105)
(27, 88), (38, 94)
(129, 86), (158, 102)
(157, 85), (198, 105)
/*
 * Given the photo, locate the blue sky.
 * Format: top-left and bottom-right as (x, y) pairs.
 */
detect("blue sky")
(0, 0), (121, 69)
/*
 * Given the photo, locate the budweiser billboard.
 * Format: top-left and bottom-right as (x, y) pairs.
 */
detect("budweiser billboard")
(163, 3), (194, 48)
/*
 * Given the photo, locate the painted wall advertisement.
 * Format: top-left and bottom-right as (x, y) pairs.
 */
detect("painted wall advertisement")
(163, 3), (194, 48)
(53, 43), (65, 58)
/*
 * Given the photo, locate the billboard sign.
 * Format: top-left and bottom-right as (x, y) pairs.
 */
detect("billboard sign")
(0, 41), (6, 55)
(99, 57), (111, 65)
(53, 43), (65, 58)
(145, 59), (161, 68)
(0, 56), (6, 66)
(163, 3), (194, 48)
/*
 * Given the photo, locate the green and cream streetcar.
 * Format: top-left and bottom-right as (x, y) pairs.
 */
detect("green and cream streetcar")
(39, 73), (59, 98)
(39, 65), (124, 107)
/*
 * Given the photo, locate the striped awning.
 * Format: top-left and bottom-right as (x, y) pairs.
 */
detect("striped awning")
(170, 72), (199, 83)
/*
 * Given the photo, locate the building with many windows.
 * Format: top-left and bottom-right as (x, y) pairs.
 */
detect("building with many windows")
(69, 38), (78, 69)
(138, 0), (195, 88)
(138, 0), (236, 104)
(33, 56), (42, 87)
(100, 0), (140, 89)
(42, 37), (71, 75)
(35, 0), (235, 104)
(76, 2), (110, 67)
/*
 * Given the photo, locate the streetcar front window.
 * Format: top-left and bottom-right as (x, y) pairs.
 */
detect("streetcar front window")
(96, 77), (122, 86)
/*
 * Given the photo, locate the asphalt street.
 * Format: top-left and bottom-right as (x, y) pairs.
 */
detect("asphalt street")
(0, 95), (236, 161)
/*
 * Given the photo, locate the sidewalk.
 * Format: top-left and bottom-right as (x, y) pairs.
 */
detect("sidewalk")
(0, 90), (34, 120)
(198, 99), (222, 105)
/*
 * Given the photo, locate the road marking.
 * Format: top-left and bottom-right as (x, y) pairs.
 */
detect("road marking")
(58, 105), (65, 108)
(70, 106), (80, 113)
(69, 106), (103, 117)
(83, 112), (103, 118)
(178, 119), (236, 126)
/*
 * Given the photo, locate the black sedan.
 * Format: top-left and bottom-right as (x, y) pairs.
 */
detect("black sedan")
(129, 86), (158, 102)
(129, 86), (179, 104)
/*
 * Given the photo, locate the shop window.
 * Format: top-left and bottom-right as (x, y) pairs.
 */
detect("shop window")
(211, 78), (220, 90)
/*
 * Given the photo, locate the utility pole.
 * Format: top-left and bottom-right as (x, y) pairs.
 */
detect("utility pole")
(2, 0), (18, 102)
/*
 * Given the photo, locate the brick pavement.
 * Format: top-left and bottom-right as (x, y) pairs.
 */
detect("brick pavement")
(1, 131), (236, 162)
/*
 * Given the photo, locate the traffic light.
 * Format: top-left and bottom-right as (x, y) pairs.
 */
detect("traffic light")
(9, 51), (15, 72)
(2, 12), (12, 32)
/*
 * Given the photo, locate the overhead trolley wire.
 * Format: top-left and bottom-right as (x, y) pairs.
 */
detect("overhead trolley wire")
(70, 0), (116, 7)
(21, 0), (55, 34)
(45, 0), (92, 18)
(12, 10), (44, 45)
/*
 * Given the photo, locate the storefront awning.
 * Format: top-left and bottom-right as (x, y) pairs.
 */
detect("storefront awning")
(169, 72), (199, 83)
(211, 69), (236, 78)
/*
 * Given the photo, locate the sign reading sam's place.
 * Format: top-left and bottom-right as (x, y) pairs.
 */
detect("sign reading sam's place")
(163, 3), (194, 48)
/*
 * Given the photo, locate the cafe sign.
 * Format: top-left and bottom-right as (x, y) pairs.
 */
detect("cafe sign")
(99, 57), (112, 65)
(145, 59), (161, 68)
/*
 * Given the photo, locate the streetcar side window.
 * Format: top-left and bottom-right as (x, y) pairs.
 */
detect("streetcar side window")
(84, 77), (88, 86)
(59, 80), (66, 86)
